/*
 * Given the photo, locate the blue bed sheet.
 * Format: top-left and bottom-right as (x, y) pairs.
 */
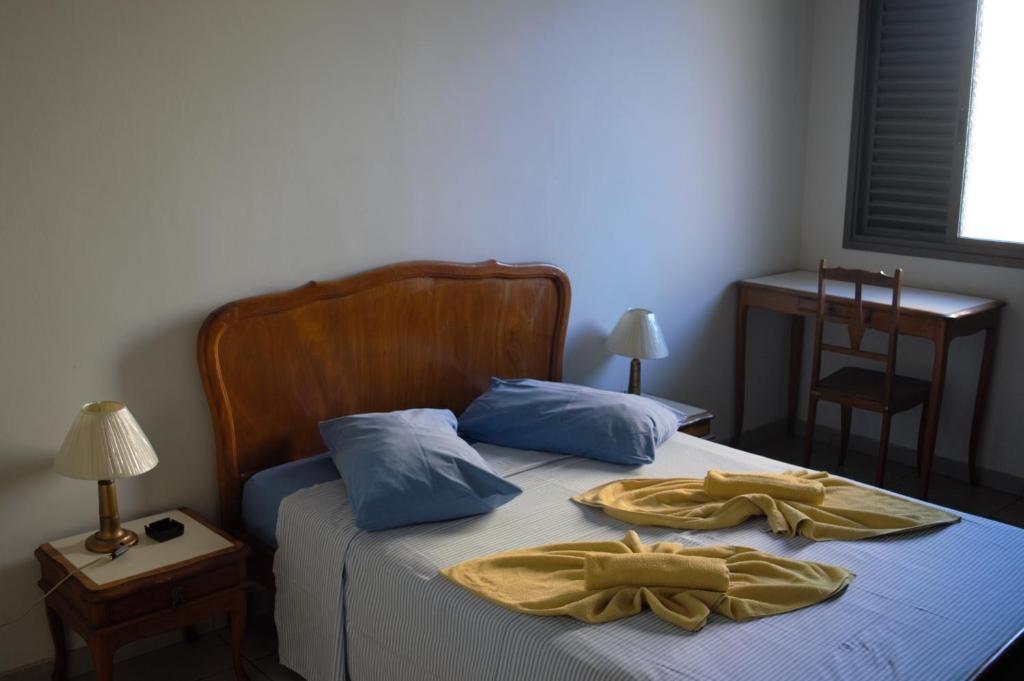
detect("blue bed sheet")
(241, 453), (340, 547)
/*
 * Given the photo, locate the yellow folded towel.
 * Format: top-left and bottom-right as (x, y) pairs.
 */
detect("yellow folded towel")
(584, 553), (730, 592)
(704, 470), (826, 505)
(573, 470), (959, 541)
(441, 530), (853, 632)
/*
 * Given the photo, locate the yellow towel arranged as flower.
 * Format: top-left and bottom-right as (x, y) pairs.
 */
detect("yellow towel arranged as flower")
(440, 530), (853, 632)
(573, 470), (959, 541)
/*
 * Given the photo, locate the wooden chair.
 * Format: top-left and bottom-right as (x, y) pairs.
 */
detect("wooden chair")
(801, 260), (931, 489)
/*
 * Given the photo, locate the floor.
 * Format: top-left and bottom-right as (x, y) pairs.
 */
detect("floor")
(748, 433), (1024, 526)
(7, 435), (1023, 681)
(3, 612), (301, 681)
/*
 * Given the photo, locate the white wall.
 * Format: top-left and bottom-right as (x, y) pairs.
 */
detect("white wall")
(0, 0), (812, 673)
(799, 0), (1024, 483)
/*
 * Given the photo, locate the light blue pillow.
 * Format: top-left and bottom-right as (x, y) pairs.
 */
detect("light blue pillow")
(319, 408), (522, 531)
(458, 379), (684, 465)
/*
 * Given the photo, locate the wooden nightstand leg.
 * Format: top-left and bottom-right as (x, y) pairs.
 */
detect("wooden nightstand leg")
(44, 605), (68, 681)
(229, 590), (249, 681)
(87, 636), (114, 681)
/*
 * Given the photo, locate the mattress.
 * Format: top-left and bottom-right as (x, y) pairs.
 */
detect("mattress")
(241, 452), (339, 547)
(273, 435), (1024, 681)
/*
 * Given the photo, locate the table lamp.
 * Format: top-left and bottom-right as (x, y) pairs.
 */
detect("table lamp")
(606, 308), (669, 395)
(54, 401), (159, 552)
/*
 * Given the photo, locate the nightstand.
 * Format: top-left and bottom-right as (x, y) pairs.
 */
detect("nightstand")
(35, 508), (250, 681)
(646, 395), (715, 439)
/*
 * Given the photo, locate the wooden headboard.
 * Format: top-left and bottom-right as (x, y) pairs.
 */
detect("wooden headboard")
(197, 260), (571, 532)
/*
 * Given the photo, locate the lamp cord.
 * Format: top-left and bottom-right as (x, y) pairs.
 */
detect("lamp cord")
(0, 544), (131, 630)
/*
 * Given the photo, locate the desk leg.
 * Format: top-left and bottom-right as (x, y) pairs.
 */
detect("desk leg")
(787, 315), (805, 436)
(968, 322), (1000, 486)
(229, 590), (249, 681)
(919, 329), (951, 499)
(45, 606), (67, 681)
(733, 291), (749, 444)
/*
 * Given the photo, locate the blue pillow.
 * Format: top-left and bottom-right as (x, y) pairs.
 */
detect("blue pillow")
(458, 379), (684, 465)
(319, 408), (521, 531)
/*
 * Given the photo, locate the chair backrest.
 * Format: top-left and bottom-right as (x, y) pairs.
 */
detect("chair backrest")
(809, 259), (904, 405)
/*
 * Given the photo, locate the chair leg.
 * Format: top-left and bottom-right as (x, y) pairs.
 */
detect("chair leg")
(801, 396), (819, 468)
(875, 412), (893, 488)
(838, 406), (852, 467)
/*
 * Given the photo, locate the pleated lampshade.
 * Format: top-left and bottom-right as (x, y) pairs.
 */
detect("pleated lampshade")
(54, 401), (159, 480)
(606, 308), (669, 359)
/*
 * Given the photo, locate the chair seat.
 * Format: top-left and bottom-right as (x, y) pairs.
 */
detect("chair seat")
(815, 367), (930, 411)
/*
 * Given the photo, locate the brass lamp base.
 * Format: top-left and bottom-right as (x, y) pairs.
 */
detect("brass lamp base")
(85, 479), (138, 553)
(85, 527), (138, 553)
(627, 358), (642, 395)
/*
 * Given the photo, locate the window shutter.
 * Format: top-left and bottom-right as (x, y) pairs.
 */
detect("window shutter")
(846, 0), (979, 244)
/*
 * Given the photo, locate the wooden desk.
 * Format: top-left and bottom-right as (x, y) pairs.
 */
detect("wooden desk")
(734, 270), (1003, 497)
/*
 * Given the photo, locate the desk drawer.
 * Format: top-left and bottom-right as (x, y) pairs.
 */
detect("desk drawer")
(797, 297), (819, 315)
(798, 298), (866, 323)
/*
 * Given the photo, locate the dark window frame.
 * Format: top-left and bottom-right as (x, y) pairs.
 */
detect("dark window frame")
(844, 0), (1024, 269)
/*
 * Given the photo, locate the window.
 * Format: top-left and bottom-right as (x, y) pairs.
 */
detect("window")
(959, 0), (1024, 244)
(845, 0), (1024, 267)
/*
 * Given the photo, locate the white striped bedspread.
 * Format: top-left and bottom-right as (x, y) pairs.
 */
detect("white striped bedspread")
(273, 433), (1024, 681)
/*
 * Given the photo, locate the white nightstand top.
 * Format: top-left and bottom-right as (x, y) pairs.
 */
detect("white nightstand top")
(49, 509), (234, 587)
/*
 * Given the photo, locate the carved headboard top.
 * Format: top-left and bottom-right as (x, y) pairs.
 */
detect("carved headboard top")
(197, 259), (571, 530)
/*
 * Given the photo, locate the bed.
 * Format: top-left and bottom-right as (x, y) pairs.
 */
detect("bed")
(198, 260), (1024, 680)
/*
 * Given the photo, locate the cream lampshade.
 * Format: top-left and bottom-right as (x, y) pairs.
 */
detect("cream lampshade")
(54, 401), (158, 552)
(606, 308), (669, 395)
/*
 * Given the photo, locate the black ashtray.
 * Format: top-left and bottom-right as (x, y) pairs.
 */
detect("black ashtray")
(145, 517), (185, 542)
